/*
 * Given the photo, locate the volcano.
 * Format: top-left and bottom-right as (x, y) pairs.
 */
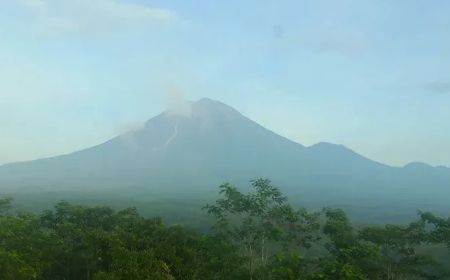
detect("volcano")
(1, 98), (449, 213)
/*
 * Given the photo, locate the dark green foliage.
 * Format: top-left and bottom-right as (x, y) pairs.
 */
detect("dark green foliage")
(203, 179), (320, 279)
(0, 212), (50, 279)
(1, 179), (450, 279)
(359, 222), (439, 279)
(420, 211), (450, 248)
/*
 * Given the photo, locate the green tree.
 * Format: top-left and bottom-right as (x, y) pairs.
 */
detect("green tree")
(94, 248), (175, 280)
(204, 179), (320, 279)
(1, 182), (449, 280)
(420, 211), (450, 248)
(39, 201), (117, 280)
(319, 208), (380, 280)
(265, 253), (307, 280)
(359, 221), (438, 279)
(0, 211), (49, 279)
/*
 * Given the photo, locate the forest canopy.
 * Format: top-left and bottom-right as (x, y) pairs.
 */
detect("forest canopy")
(1, 179), (450, 280)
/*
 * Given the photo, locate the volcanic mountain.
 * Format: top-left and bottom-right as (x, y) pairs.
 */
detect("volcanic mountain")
(0, 98), (449, 213)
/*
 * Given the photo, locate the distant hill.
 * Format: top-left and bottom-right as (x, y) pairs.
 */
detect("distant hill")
(1, 98), (449, 217)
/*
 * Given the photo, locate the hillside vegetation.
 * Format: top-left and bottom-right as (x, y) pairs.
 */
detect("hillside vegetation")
(1, 179), (450, 280)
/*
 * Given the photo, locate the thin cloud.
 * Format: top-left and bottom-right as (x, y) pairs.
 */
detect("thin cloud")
(294, 0), (375, 57)
(299, 29), (369, 57)
(14, 0), (178, 35)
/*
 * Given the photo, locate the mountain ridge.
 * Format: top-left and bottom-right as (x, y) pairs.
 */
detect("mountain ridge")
(0, 98), (449, 215)
(1, 98), (445, 170)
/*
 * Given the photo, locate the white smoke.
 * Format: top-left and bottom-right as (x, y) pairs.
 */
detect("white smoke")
(164, 88), (192, 118)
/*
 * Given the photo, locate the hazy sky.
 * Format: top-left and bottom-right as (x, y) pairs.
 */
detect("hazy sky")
(1, 0), (449, 167)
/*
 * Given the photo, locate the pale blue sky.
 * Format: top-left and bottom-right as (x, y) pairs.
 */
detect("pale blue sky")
(1, 0), (449, 167)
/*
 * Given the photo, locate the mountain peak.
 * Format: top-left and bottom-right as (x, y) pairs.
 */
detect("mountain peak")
(161, 97), (230, 120)
(195, 97), (219, 104)
(193, 97), (234, 110)
(190, 98), (242, 120)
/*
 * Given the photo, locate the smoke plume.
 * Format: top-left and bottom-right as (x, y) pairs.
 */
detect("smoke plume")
(164, 88), (192, 118)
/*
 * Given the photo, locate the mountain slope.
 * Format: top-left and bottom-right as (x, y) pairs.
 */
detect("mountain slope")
(0, 98), (449, 213)
(0, 98), (307, 190)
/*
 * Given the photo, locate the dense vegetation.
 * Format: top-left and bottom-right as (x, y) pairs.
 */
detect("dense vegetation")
(1, 179), (450, 280)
